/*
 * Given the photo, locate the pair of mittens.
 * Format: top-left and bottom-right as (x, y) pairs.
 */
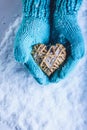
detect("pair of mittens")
(14, 0), (85, 85)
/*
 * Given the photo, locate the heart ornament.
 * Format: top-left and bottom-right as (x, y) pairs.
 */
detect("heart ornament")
(31, 43), (66, 76)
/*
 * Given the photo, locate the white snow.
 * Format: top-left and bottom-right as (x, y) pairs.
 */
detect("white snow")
(0, 1), (87, 130)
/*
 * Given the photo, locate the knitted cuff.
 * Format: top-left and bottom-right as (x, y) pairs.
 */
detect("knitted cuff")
(22, 0), (50, 18)
(55, 0), (83, 15)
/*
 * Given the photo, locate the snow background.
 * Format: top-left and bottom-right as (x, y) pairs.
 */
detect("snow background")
(0, 0), (87, 130)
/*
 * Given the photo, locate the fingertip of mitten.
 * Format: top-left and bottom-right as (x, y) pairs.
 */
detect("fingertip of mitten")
(50, 71), (61, 83)
(36, 78), (50, 85)
(59, 68), (68, 79)
(25, 56), (50, 85)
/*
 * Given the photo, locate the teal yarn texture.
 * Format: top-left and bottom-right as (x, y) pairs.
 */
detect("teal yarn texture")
(14, 0), (85, 85)
(50, 0), (85, 82)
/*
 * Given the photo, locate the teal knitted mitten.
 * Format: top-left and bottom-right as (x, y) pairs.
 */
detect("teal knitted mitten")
(50, 0), (85, 82)
(14, 0), (51, 84)
(14, 0), (85, 85)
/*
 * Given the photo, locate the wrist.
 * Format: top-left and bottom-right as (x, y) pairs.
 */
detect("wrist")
(55, 0), (82, 16)
(22, 0), (50, 18)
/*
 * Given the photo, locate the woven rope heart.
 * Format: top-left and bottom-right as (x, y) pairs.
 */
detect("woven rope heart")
(32, 43), (66, 76)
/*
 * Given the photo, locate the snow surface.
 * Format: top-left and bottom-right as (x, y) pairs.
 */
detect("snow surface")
(0, 1), (87, 130)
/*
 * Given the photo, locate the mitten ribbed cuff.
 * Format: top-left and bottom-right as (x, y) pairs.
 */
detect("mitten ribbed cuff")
(55, 0), (83, 15)
(22, 0), (50, 18)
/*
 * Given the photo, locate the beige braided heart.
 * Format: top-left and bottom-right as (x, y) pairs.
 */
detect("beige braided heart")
(32, 43), (66, 76)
